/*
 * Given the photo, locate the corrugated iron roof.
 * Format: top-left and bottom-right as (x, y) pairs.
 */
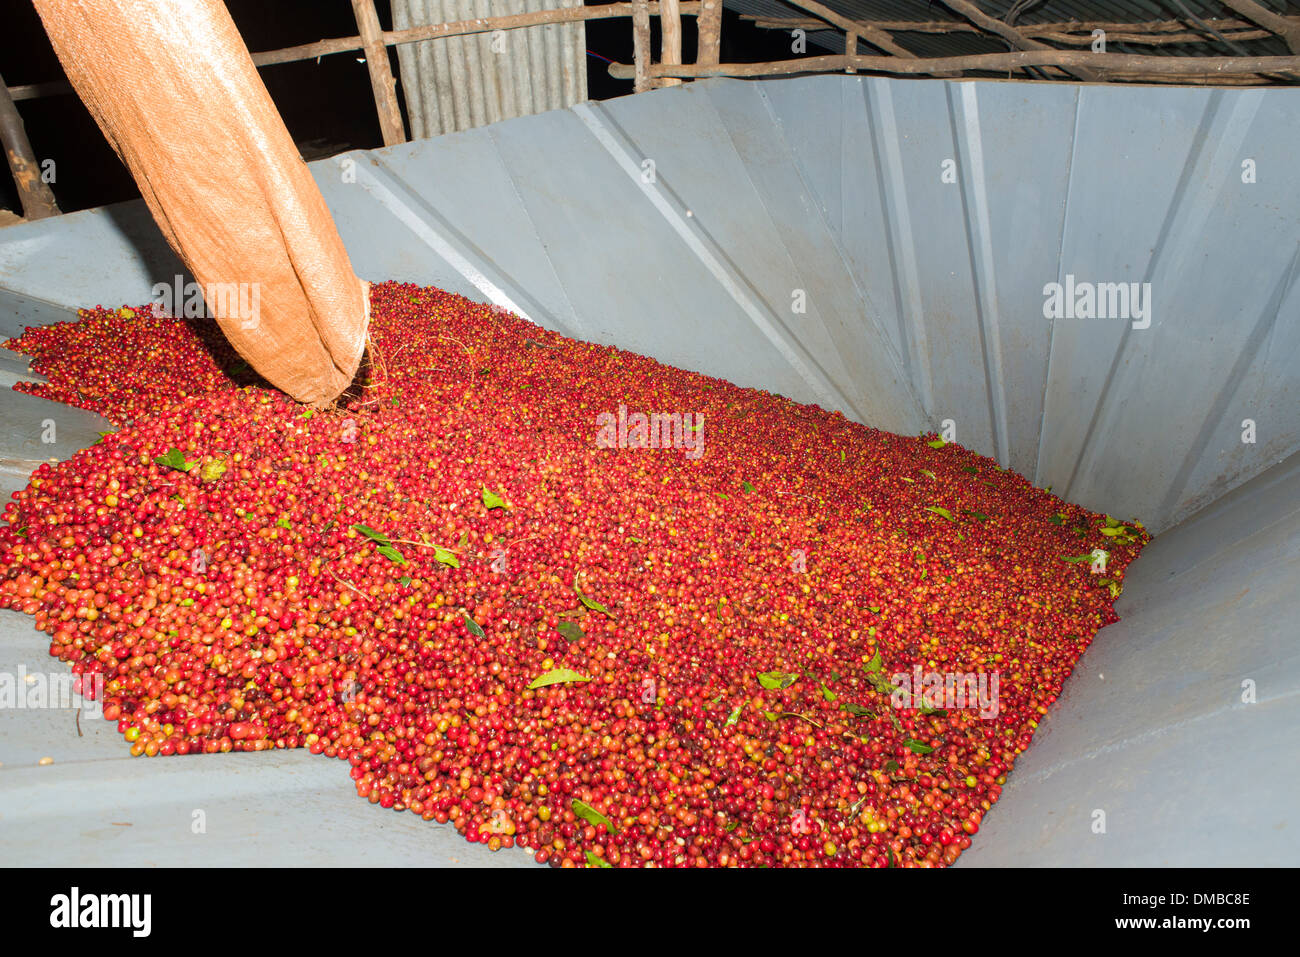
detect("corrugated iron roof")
(724, 0), (1296, 63)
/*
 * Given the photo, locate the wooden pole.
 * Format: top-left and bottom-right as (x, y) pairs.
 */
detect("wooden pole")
(743, 16), (1281, 46)
(740, 15), (1287, 36)
(8, 3), (708, 103)
(777, 0), (915, 58)
(698, 0), (722, 67)
(607, 50), (1300, 79)
(0, 72), (59, 220)
(939, 0), (1096, 81)
(632, 0), (653, 92)
(660, 0), (683, 87)
(1218, 0), (1300, 53)
(351, 0), (406, 146)
(845, 31), (857, 74)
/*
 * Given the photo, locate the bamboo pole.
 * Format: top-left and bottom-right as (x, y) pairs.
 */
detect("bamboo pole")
(660, 0), (683, 87)
(351, 0), (406, 146)
(606, 50), (1300, 80)
(0, 72), (59, 219)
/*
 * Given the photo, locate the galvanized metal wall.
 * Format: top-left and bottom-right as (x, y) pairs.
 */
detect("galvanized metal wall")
(3, 76), (1293, 535)
(392, 0), (588, 137)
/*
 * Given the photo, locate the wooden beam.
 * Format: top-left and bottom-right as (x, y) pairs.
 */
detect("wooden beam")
(743, 14), (1289, 35)
(632, 0), (653, 92)
(9, 4), (706, 103)
(1217, 0), (1300, 53)
(351, 0), (406, 146)
(380, 3), (702, 51)
(742, 15), (1287, 43)
(845, 30), (857, 73)
(660, 0), (684, 87)
(939, 0), (1097, 81)
(1037, 28), (1272, 47)
(777, 0), (916, 58)
(698, 0), (722, 67)
(0, 72), (58, 219)
(607, 50), (1300, 79)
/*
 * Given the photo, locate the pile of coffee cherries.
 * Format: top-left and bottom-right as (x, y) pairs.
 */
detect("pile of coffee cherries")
(1, 283), (1146, 867)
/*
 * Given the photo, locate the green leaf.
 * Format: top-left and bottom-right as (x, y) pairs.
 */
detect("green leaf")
(351, 523), (390, 545)
(434, 547), (460, 568)
(842, 703), (874, 718)
(154, 448), (198, 473)
(869, 605), (881, 614)
(376, 544), (407, 565)
(628, 536), (645, 544)
(919, 706), (948, 717)
(884, 760), (900, 773)
(741, 481), (755, 494)
(481, 487), (508, 510)
(920, 469), (937, 480)
(820, 684), (837, 702)
(300, 409), (314, 420)
(839, 450), (845, 462)
(572, 799), (617, 834)
(757, 670), (798, 690)
(556, 621), (585, 644)
(463, 613), (485, 639)
(585, 851), (612, 868)
(864, 650), (883, 673)
(963, 509), (990, 522)
(527, 668), (590, 690)
(1104, 515), (1123, 528)
(1061, 553), (1096, 564)
(905, 740), (934, 755)
(926, 437), (947, 449)
(763, 710), (781, 721)
(961, 466), (978, 474)
(575, 584), (614, 618)
(275, 517), (291, 529)
(1047, 512), (1066, 526)
(725, 704), (742, 728)
(866, 672), (898, 694)
(399, 576), (412, 587)
(925, 505), (956, 522)
(200, 458), (228, 482)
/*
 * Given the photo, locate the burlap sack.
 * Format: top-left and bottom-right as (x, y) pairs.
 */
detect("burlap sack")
(33, 0), (369, 404)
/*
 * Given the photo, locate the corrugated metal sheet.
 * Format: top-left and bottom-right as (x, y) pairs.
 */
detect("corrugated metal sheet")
(392, 0), (588, 138)
(725, 0), (1295, 62)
